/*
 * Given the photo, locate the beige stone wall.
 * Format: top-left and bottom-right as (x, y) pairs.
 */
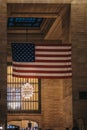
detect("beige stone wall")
(71, 1), (87, 123)
(63, 79), (73, 129)
(42, 79), (65, 130)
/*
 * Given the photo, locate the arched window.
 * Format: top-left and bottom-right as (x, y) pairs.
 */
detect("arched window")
(7, 64), (41, 113)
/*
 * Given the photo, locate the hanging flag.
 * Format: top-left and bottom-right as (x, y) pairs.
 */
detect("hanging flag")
(11, 43), (72, 78)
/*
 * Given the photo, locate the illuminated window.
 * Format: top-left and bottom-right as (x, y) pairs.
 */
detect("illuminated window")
(7, 65), (41, 113)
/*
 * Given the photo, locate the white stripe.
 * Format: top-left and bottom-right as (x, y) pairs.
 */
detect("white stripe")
(13, 67), (72, 71)
(36, 57), (71, 60)
(13, 62), (71, 66)
(13, 72), (72, 77)
(36, 46), (71, 50)
(36, 51), (71, 55)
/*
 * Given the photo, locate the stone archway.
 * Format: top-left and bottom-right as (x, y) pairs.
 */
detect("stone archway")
(7, 120), (39, 130)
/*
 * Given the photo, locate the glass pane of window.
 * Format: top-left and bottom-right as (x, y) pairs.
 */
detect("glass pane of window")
(8, 17), (43, 27)
(7, 65), (41, 113)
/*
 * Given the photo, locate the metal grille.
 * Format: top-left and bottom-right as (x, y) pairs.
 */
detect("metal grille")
(7, 65), (41, 113)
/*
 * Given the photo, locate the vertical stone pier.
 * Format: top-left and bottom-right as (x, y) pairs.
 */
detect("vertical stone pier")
(0, 0), (7, 129)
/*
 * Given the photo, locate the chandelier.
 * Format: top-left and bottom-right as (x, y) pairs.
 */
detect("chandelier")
(21, 82), (34, 99)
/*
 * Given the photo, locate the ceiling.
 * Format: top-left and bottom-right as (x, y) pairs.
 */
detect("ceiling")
(7, 3), (71, 62)
(7, 3), (70, 41)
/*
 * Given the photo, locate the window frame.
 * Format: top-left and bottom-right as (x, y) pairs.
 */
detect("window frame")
(7, 63), (41, 114)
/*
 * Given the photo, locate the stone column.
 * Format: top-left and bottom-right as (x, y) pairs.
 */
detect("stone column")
(71, 0), (87, 122)
(0, 0), (7, 130)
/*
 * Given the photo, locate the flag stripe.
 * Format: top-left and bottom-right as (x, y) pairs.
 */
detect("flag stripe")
(36, 49), (71, 52)
(36, 56), (71, 60)
(35, 44), (71, 48)
(36, 51), (71, 55)
(13, 70), (72, 74)
(13, 72), (72, 76)
(35, 59), (71, 62)
(13, 64), (72, 68)
(12, 72), (72, 79)
(13, 67), (72, 71)
(36, 54), (71, 57)
(36, 50), (71, 55)
(12, 74), (72, 78)
(13, 61), (71, 66)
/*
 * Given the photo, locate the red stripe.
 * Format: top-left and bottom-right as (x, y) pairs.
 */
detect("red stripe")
(12, 74), (72, 79)
(35, 54), (71, 57)
(35, 43), (71, 46)
(35, 59), (71, 62)
(13, 69), (72, 73)
(36, 49), (71, 52)
(13, 64), (72, 68)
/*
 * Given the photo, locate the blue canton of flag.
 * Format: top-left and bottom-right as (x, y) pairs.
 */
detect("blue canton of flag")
(11, 43), (35, 62)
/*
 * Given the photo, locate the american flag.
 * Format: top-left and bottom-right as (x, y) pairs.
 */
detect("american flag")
(11, 43), (72, 78)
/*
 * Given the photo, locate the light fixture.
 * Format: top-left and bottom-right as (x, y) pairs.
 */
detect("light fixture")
(21, 83), (34, 99)
(0, 123), (3, 130)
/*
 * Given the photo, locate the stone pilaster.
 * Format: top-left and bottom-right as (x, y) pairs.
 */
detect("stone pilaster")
(71, 1), (87, 121)
(0, 0), (7, 129)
